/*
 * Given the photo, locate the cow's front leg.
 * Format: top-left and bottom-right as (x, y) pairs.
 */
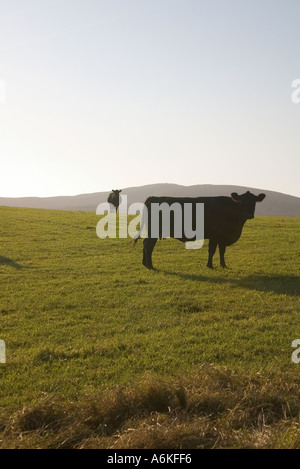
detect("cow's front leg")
(207, 239), (218, 269)
(219, 242), (227, 268)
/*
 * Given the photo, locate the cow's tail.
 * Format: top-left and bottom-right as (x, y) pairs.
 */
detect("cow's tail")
(131, 220), (143, 246)
(132, 235), (140, 246)
(131, 204), (148, 247)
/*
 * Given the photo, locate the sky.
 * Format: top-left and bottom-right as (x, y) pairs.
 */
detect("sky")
(0, 0), (299, 198)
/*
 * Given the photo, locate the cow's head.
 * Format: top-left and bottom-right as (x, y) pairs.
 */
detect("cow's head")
(112, 189), (122, 195)
(231, 191), (266, 219)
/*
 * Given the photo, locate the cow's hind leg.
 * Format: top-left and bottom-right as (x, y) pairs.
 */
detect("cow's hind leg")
(219, 242), (227, 268)
(207, 239), (218, 269)
(142, 243), (147, 267)
(143, 238), (157, 270)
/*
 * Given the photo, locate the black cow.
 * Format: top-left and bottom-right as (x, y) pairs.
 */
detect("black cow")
(107, 189), (122, 213)
(134, 191), (266, 270)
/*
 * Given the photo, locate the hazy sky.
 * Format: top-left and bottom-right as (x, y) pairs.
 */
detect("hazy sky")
(0, 0), (299, 198)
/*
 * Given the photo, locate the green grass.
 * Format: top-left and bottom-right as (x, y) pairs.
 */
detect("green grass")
(0, 207), (299, 448)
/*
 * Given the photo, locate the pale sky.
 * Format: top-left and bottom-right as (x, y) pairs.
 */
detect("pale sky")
(0, 0), (299, 198)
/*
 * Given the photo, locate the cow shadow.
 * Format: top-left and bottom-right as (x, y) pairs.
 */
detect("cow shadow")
(236, 274), (300, 297)
(158, 269), (228, 285)
(0, 256), (23, 270)
(159, 269), (300, 297)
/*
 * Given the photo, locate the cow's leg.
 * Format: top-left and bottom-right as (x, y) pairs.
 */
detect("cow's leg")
(142, 242), (147, 267)
(219, 242), (227, 268)
(207, 238), (218, 269)
(143, 238), (157, 269)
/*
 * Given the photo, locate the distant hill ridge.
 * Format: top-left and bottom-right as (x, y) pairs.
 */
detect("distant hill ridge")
(0, 183), (300, 216)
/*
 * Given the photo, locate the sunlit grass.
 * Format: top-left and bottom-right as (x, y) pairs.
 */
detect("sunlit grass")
(0, 207), (299, 448)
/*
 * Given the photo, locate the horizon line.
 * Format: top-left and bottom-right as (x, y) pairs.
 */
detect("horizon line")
(0, 183), (299, 200)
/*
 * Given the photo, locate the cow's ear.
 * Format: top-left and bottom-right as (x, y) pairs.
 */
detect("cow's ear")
(257, 193), (266, 202)
(119, 190), (122, 193)
(231, 192), (241, 202)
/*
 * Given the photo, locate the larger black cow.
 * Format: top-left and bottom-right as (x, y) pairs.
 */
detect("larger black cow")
(134, 191), (266, 270)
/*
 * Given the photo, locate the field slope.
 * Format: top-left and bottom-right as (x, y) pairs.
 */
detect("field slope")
(0, 207), (299, 448)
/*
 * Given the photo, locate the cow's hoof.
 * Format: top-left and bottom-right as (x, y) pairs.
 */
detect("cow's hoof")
(207, 264), (213, 269)
(143, 263), (154, 270)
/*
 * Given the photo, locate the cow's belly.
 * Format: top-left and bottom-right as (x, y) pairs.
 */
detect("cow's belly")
(204, 224), (243, 246)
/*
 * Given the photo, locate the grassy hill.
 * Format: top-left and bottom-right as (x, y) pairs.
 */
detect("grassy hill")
(1, 183), (300, 216)
(0, 207), (300, 448)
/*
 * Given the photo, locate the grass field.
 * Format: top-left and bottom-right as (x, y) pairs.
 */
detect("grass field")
(0, 206), (300, 448)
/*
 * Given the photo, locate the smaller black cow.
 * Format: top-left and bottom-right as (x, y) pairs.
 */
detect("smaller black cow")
(134, 191), (266, 270)
(107, 189), (122, 213)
